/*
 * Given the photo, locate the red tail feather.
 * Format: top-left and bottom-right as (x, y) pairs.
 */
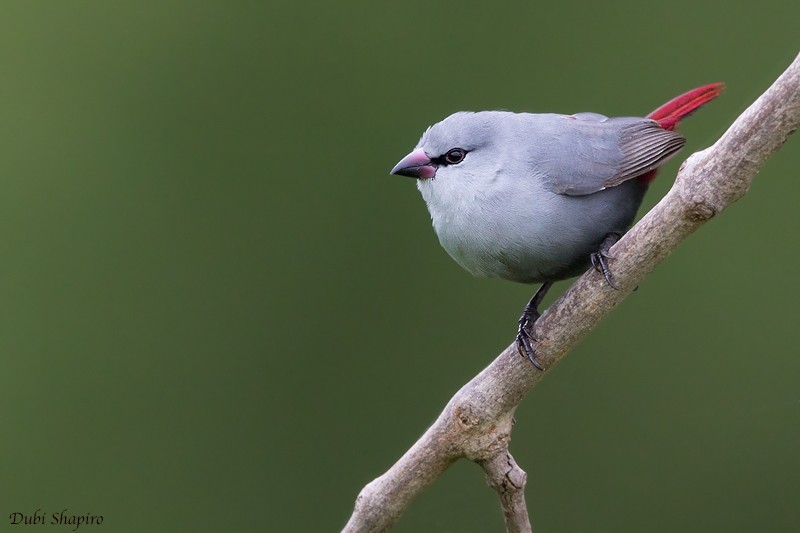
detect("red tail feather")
(636, 83), (723, 185)
(647, 82), (724, 131)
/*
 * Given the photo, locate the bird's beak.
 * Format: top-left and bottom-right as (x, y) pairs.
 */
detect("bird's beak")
(390, 148), (437, 179)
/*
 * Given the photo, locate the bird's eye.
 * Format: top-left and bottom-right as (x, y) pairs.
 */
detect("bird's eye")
(444, 148), (466, 165)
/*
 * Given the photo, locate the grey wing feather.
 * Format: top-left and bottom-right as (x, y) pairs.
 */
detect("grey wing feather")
(536, 114), (686, 196)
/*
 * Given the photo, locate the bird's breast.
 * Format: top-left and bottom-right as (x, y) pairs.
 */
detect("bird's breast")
(420, 177), (564, 282)
(418, 175), (643, 284)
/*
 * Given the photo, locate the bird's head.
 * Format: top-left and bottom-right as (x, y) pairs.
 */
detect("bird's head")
(390, 112), (515, 188)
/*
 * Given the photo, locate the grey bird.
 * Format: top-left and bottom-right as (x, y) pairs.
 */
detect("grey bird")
(390, 83), (723, 369)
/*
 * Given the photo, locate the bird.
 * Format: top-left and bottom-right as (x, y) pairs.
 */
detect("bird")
(390, 83), (723, 370)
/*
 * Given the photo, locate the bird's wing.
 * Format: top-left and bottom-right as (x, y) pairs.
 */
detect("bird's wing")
(534, 113), (686, 196)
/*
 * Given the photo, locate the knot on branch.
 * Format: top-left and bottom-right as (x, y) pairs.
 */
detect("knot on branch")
(453, 399), (484, 430)
(449, 397), (515, 460)
(452, 396), (510, 434)
(450, 386), (505, 428)
(685, 195), (718, 222)
(675, 152), (724, 222)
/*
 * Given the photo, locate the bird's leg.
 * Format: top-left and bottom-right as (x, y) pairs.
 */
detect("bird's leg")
(590, 232), (622, 289)
(516, 281), (554, 370)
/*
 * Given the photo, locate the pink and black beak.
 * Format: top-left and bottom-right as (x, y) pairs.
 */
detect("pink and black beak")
(390, 148), (437, 179)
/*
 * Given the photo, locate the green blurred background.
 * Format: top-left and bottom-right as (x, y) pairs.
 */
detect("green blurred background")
(0, 1), (797, 532)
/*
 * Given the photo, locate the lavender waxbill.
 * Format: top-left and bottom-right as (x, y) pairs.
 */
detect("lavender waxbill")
(391, 83), (723, 369)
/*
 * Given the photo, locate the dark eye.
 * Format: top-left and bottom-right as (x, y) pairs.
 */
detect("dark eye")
(444, 148), (466, 165)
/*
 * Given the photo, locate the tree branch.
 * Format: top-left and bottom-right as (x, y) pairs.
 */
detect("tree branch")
(479, 450), (531, 533)
(344, 51), (800, 532)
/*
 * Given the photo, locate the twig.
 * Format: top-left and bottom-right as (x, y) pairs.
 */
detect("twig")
(479, 451), (531, 533)
(343, 51), (800, 533)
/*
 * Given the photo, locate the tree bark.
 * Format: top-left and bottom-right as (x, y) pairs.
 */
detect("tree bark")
(343, 51), (800, 533)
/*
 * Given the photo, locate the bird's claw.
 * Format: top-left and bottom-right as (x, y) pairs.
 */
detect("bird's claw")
(516, 314), (543, 370)
(591, 233), (621, 289)
(591, 249), (617, 289)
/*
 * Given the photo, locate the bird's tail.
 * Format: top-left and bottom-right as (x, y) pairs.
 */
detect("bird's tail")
(648, 82), (725, 131)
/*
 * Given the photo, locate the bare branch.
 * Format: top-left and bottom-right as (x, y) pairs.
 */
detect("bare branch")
(479, 450), (532, 533)
(344, 51), (800, 533)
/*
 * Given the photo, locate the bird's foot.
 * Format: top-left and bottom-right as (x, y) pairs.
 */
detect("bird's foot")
(516, 310), (543, 370)
(515, 281), (553, 370)
(590, 233), (622, 289)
